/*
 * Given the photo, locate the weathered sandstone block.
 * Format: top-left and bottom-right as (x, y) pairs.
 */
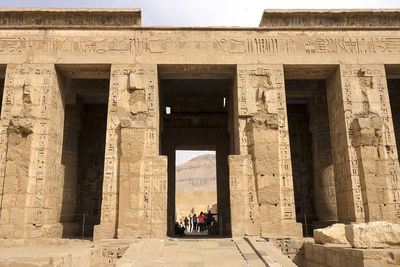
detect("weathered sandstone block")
(345, 221), (400, 248)
(314, 224), (350, 245)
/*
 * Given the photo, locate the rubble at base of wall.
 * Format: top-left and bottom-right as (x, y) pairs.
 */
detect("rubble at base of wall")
(313, 221), (400, 248)
(345, 221), (400, 249)
(314, 223), (350, 245)
(306, 221), (400, 267)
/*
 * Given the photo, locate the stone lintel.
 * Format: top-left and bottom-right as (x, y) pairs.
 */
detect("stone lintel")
(259, 9), (400, 29)
(0, 8), (141, 28)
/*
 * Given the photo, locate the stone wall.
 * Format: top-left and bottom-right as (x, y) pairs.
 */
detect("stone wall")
(0, 9), (399, 240)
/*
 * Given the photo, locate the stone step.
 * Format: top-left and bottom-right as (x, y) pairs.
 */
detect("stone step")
(244, 236), (297, 267)
(116, 239), (164, 267)
(233, 238), (266, 267)
(116, 238), (250, 267)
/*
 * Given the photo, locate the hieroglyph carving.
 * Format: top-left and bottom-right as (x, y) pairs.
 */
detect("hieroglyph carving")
(260, 11), (400, 29)
(0, 11), (141, 28)
(98, 66), (125, 226)
(0, 36), (399, 56)
(236, 65), (296, 222)
(334, 65), (400, 222)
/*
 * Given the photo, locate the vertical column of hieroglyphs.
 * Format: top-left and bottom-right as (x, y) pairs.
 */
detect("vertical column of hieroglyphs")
(115, 65), (142, 238)
(230, 65), (301, 237)
(228, 154), (258, 236)
(0, 66), (15, 238)
(326, 66), (365, 223)
(125, 64), (166, 238)
(0, 64), (64, 238)
(94, 65), (125, 240)
(139, 64), (167, 238)
(229, 66), (259, 236)
(274, 67), (301, 235)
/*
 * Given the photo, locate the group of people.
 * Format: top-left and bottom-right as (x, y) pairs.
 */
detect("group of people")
(187, 211), (215, 232)
(175, 210), (217, 235)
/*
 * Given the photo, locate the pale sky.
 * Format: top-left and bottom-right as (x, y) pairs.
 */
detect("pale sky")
(176, 150), (215, 166)
(1, 0), (399, 26)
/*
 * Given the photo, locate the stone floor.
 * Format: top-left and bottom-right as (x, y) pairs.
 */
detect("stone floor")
(116, 238), (265, 267)
(0, 237), (298, 267)
(0, 239), (98, 266)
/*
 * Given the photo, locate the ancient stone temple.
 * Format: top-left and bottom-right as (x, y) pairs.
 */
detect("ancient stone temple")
(0, 8), (399, 241)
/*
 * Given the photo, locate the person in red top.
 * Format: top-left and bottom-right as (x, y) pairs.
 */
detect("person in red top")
(199, 212), (205, 232)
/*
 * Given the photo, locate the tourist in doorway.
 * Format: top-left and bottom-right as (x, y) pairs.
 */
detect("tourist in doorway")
(199, 212), (205, 232)
(206, 210), (213, 231)
(184, 216), (189, 230)
(175, 222), (185, 236)
(193, 213), (197, 232)
(192, 214), (197, 232)
(204, 213), (208, 231)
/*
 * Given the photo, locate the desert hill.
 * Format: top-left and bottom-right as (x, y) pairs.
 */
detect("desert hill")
(176, 154), (216, 191)
(175, 154), (217, 222)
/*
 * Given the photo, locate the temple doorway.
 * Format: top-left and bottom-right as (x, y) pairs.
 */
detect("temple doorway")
(284, 65), (339, 236)
(57, 65), (110, 238)
(175, 150), (217, 236)
(158, 65), (236, 237)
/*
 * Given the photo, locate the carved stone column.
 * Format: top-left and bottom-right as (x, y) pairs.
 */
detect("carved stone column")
(326, 64), (400, 223)
(0, 64), (65, 238)
(230, 65), (302, 237)
(94, 64), (167, 240)
(309, 93), (337, 224)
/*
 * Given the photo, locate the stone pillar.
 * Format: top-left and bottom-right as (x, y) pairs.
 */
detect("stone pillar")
(309, 93), (337, 224)
(94, 64), (167, 240)
(215, 136), (231, 236)
(230, 65), (302, 237)
(326, 64), (400, 223)
(0, 64), (65, 238)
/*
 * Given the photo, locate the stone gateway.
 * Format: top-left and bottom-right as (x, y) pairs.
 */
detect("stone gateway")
(0, 8), (399, 243)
